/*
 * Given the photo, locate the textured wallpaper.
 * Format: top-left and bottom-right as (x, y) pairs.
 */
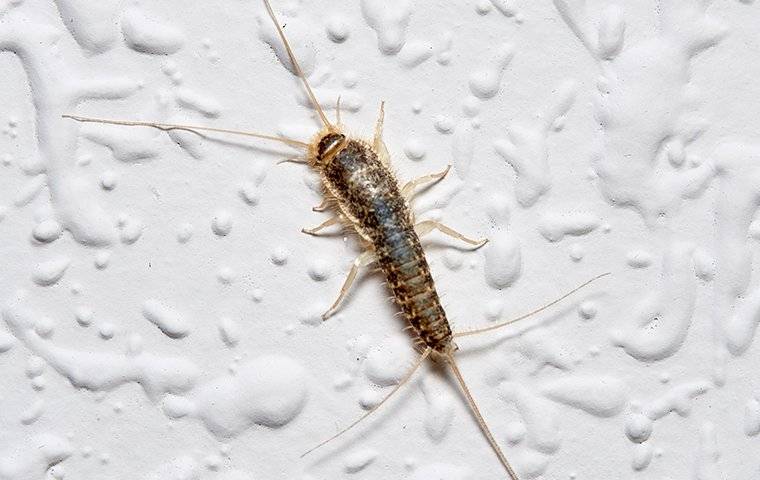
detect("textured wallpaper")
(1, 0), (759, 479)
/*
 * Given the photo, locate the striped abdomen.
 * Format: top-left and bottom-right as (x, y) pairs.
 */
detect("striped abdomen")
(321, 139), (453, 354)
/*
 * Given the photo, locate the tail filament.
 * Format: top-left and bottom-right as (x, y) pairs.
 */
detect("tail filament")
(446, 353), (520, 480)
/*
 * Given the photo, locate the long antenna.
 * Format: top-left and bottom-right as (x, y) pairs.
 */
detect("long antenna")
(262, 0), (332, 128)
(446, 354), (520, 480)
(301, 348), (431, 457)
(454, 272), (611, 338)
(61, 115), (308, 148)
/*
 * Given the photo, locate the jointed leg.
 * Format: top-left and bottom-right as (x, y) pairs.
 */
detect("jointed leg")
(453, 272), (611, 338)
(312, 198), (330, 212)
(336, 95), (342, 126)
(415, 220), (488, 248)
(322, 250), (376, 320)
(373, 102), (391, 166)
(401, 165), (451, 200)
(277, 157), (308, 165)
(302, 215), (342, 236)
(301, 347), (431, 457)
(373, 101), (385, 150)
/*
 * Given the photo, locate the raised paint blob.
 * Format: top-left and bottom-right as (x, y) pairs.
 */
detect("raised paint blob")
(142, 299), (190, 339)
(121, 6), (186, 55)
(483, 194), (522, 289)
(360, 0), (412, 55)
(469, 44), (515, 99)
(32, 256), (70, 286)
(162, 355), (308, 438)
(0, 433), (72, 479)
(494, 80), (577, 207)
(4, 302), (199, 401)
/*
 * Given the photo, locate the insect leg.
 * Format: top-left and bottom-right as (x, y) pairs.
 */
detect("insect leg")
(415, 220), (488, 248)
(322, 250), (376, 320)
(312, 198), (331, 212)
(336, 95), (342, 126)
(301, 347), (431, 457)
(401, 165), (451, 200)
(372, 102), (392, 167)
(277, 157), (308, 165)
(453, 272), (611, 338)
(373, 101), (385, 148)
(302, 215), (343, 236)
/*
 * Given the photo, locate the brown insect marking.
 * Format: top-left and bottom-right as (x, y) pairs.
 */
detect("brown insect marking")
(315, 132), (346, 163)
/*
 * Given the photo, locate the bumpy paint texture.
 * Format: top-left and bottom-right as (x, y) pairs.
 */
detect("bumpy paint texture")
(1, 0), (759, 479)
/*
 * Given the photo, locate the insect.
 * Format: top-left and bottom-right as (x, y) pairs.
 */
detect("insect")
(63, 1), (609, 478)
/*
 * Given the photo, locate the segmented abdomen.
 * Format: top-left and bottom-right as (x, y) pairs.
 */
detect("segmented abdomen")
(321, 139), (453, 353)
(376, 229), (452, 352)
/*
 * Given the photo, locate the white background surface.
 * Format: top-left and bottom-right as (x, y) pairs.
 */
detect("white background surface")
(1, 0), (759, 479)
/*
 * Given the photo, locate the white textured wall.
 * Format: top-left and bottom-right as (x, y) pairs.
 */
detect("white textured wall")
(1, 0), (759, 479)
